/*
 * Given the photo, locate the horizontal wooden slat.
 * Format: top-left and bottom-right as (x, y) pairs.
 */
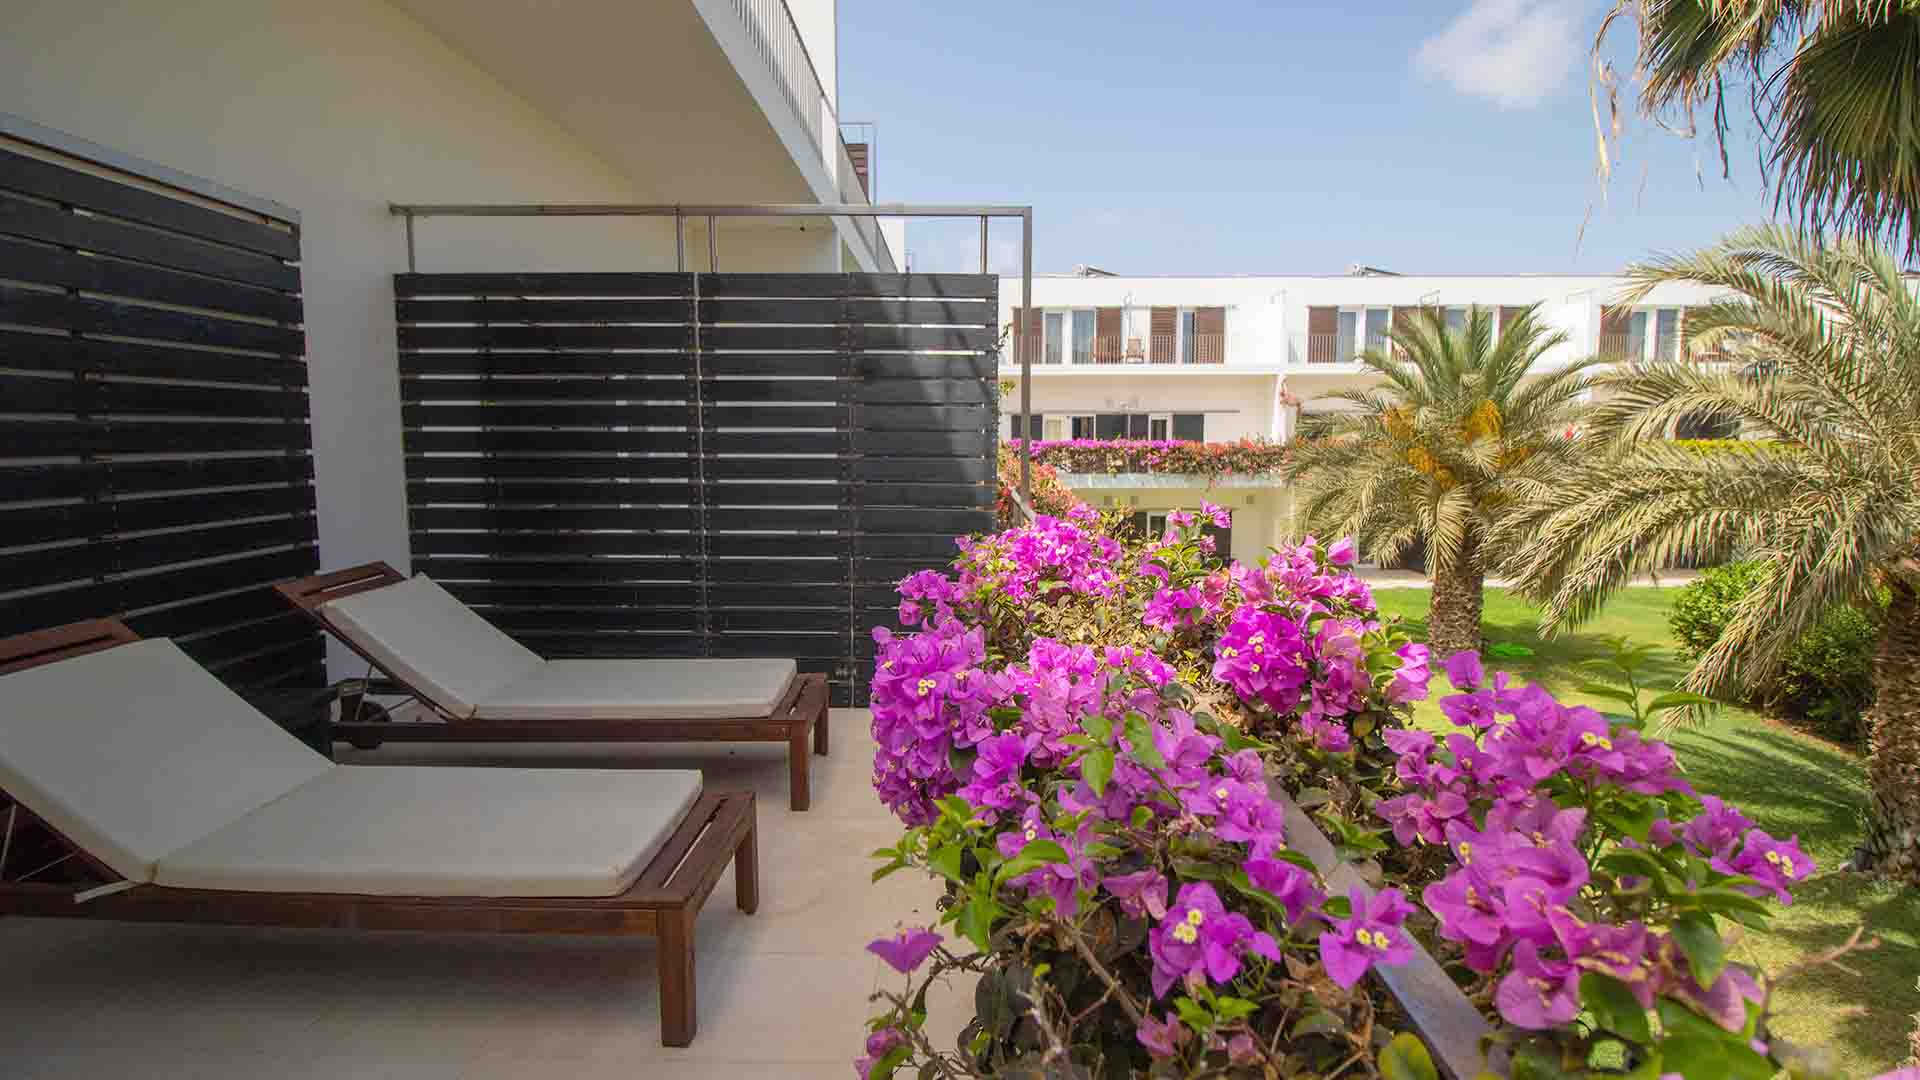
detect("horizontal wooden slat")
(0, 147), (298, 259)
(0, 235), (302, 322)
(697, 379), (847, 404)
(852, 326), (994, 351)
(403, 429), (693, 454)
(0, 283), (304, 353)
(401, 377), (695, 403)
(706, 560), (852, 585)
(397, 351), (694, 377)
(0, 193), (298, 291)
(177, 613), (318, 669)
(707, 508), (844, 531)
(858, 534), (970, 557)
(410, 532), (699, 557)
(407, 481), (697, 505)
(398, 324), (687, 350)
(857, 405), (990, 432)
(401, 403), (693, 427)
(708, 534), (849, 558)
(846, 273), (999, 299)
(395, 272), (690, 297)
(705, 482), (844, 506)
(450, 583), (703, 608)
(411, 556), (702, 583)
(854, 457), (992, 483)
(124, 587), (294, 639)
(0, 329), (308, 386)
(397, 298), (689, 322)
(484, 608), (701, 633)
(854, 379), (990, 405)
(857, 483), (993, 508)
(408, 506), (697, 530)
(117, 546), (319, 613)
(105, 420), (310, 454)
(860, 508), (994, 534)
(700, 325), (840, 351)
(402, 456), (691, 481)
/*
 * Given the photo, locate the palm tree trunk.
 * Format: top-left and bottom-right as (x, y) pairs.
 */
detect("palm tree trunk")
(1427, 532), (1485, 660)
(1855, 580), (1920, 881)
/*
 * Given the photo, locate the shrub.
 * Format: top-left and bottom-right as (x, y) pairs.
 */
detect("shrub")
(1669, 562), (1880, 742)
(994, 444), (1080, 529)
(1009, 438), (1293, 479)
(860, 508), (1821, 1078)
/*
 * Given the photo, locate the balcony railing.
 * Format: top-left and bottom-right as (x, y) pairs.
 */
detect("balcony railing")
(725, 0), (892, 267)
(1306, 333), (1355, 364)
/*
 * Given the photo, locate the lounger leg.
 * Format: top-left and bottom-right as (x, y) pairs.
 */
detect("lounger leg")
(813, 705), (829, 756)
(788, 721), (811, 812)
(659, 909), (697, 1047)
(735, 815), (759, 915)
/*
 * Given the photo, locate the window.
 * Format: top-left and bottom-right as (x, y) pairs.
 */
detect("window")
(1071, 311), (1095, 364)
(1444, 306), (1469, 333)
(1042, 416), (1067, 440)
(1070, 414), (1097, 439)
(1179, 311), (1197, 363)
(1043, 312), (1064, 365)
(1336, 310), (1358, 362)
(1654, 308), (1682, 362)
(1146, 511), (1169, 535)
(1363, 307), (1392, 352)
(1148, 413), (1171, 441)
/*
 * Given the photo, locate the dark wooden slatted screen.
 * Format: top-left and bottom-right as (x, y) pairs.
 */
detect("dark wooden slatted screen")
(0, 144), (317, 688)
(1149, 307), (1175, 363)
(395, 272), (998, 705)
(1193, 306), (1225, 363)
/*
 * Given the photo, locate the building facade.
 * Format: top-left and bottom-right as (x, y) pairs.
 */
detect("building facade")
(998, 271), (1730, 562)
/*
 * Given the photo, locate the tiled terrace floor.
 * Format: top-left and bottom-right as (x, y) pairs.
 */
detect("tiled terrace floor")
(0, 709), (966, 1079)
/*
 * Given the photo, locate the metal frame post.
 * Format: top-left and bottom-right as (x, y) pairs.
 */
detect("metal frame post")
(1019, 209), (1032, 510)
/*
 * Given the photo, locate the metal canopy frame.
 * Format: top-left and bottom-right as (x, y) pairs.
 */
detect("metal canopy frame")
(389, 201), (1035, 508)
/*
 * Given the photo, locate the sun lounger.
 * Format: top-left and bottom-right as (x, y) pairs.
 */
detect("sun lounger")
(0, 619), (757, 1046)
(276, 563), (830, 810)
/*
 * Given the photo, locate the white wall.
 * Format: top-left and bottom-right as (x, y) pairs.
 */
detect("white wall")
(1076, 486), (1283, 564)
(1003, 373), (1283, 442)
(0, 0), (838, 670)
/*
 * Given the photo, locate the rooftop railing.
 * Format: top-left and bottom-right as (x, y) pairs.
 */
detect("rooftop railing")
(725, 0), (893, 268)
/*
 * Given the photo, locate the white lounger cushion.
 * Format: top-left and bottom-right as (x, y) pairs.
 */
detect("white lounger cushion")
(476, 658), (798, 721)
(321, 575), (543, 718)
(156, 766), (702, 897)
(0, 639), (332, 884)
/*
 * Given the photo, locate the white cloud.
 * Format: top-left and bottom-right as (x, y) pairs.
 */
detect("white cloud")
(1414, 0), (1583, 110)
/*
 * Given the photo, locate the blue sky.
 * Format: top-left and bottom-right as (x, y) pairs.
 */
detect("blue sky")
(837, 0), (1783, 276)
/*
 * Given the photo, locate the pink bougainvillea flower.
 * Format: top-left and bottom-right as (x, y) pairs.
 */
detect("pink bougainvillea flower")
(1317, 886), (1415, 988)
(1326, 536), (1357, 566)
(866, 927), (942, 974)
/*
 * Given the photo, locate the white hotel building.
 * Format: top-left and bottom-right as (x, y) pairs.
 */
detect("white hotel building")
(997, 269), (1728, 563)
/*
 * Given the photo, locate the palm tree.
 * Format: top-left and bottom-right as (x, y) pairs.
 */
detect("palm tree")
(1499, 225), (1920, 879)
(1594, 1), (1920, 258)
(1284, 307), (1598, 659)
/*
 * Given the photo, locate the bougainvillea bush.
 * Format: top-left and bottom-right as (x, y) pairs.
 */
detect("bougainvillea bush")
(859, 508), (1832, 1079)
(1010, 438), (1294, 480)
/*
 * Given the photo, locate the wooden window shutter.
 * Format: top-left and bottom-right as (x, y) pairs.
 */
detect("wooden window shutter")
(1193, 307), (1225, 363)
(1307, 306), (1338, 364)
(1150, 307), (1176, 363)
(1096, 307), (1122, 362)
(1011, 308), (1043, 364)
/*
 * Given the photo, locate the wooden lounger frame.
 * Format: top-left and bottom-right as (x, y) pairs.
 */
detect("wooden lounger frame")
(0, 619), (758, 1047)
(276, 562), (831, 811)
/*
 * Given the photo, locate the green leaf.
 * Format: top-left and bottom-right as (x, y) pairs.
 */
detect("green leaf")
(1576, 682), (1641, 707)
(1290, 1009), (1344, 1038)
(1647, 691), (1719, 711)
(1579, 972), (1653, 1044)
(1670, 913), (1727, 987)
(1377, 1033), (1440, 1080)
(928, 843), (964, 884)
(1598, 798), (1659, 844)
(1081, 713), (1113, 743)
(1320, 895), (1353, 920)
(1124, 712), (1165, 768)
(1131, 805), (1155, 829)
(955, 890), (1000, 952)
(1172, 995), (1212, 1031)
(1294, 786), (1333, 809)
(1597, 849), (1667, 885)
(1212, 995), (1257, 1023)
(1082, 748), (1115, 797)
(1658, 1034), (1732, 1080)
(871, 860), (906, 883)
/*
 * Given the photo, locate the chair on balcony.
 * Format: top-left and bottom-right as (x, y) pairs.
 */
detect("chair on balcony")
(0, 619), (757, 1047)
(277, 563), (830, 810)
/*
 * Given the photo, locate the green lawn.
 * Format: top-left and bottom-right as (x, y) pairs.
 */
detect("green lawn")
(1371, 587), (1919, 1075)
